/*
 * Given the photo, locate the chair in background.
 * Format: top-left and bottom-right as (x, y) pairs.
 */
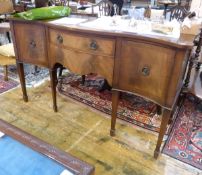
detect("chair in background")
(168, 3), (190, 21)
(0, 0), (15, 43)
(0, 0), (15, 21)
(0, 43), (16, 81)
(157, 0), (177, 19)
(182, 28), (202, 112)
(0, 0), (25, 43)
(178, 0), (192, 10)
(184, 28), (202, 88)
(91, 0), (123, 16)
(0, 0), (17, 81)
(0, 22), (11, 44)
(108, 0), (123, 15)
(92, 0), (114, 16)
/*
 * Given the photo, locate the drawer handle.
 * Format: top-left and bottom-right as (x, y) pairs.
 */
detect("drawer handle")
(89, 40), (98, 50)
(57, 35), (63, 44)
(142, 67), (150, 76)
(30, 40), (36, 48)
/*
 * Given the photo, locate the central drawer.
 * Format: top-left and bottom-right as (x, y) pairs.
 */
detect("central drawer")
(48, 29), (115, 85)
(49, 29), (115, 57)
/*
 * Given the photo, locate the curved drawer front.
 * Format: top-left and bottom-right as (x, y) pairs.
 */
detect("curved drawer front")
(49, 29), (115, 57)
(13, 22), (47, 67)
(116, 40), (180, 107)
(49, 44), (114, 85)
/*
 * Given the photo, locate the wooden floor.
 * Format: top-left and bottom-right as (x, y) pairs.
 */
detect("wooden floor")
(0, 81), (201, 175)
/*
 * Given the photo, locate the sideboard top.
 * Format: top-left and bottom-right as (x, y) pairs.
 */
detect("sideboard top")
(9, 15), (196, 49)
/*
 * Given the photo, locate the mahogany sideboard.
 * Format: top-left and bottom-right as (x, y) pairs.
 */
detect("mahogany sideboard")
(9, 16), (195, 158)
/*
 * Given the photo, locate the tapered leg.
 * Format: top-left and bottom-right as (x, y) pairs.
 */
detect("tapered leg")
(154, 109), (171, 159)
(81, 75), (86, 85)
(58, 66), (64, 77)
(16, 62), (28, 102)
(168, 94), (184, 125)
(34, 66), (39, 74)
(156, 105), (162, 115)
(196, 62), (201, 71)
(3, 65), (8, 81)
(110, 90), (120, 136)
(184, 60), (194, 88)
(6, 32), (11, 43)
(49, 68), (58, 112)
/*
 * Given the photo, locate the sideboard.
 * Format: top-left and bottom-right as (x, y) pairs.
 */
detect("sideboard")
(9, 16), (195, 158)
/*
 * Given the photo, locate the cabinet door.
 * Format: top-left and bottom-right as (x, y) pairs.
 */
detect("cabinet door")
(13, 22), (48, 67)
(115, 40), (182, 107)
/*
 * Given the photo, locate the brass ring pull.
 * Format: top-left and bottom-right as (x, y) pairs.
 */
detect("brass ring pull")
(142, 66), (150, 76)
(30, 40), (36, 48)
(89, 40), (98, 50)
(57, 35), (63, 44)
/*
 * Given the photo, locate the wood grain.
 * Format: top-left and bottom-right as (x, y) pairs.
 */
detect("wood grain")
(9, 16), (194, 158)
(49, 44), (114, 85)
(49, 28), (116, 57)
(13, 22), (48, 67)
(0, 84), (201, 175)
(115, 40), (176, 108)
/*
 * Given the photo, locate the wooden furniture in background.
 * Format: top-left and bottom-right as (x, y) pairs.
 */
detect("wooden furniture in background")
(168, 3), (190, 21)
(9, 16), (194, 158)
(0, 22), (11, 44)
(13, 4), (27, 12)
(0, 0), (26, 44)
(157, 0), (177, 18)
(92, 0), (114, 16)
(158, 0), (192, 21)
(178, 0), (192, 10)
(184, 28), (202, 90)
(0, 0), (15, 43)
(92, 0), (123, 16)
(0, 0), (17, 80)
(0, 0), (14, 17)
(0, 43), (16, 81)
(35, 0), (49, 7)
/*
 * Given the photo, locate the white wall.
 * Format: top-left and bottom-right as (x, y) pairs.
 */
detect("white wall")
(190, 0), (202, 18)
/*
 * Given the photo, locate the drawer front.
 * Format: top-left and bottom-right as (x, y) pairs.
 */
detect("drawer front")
(116, 40), (178, 107)
(49, 29), (115, 57)
(49, 44), (114, 85)
(14, 23), (48, 67)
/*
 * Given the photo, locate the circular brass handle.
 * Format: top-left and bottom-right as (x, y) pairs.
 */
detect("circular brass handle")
(142, 66), (150, 76)
(57, 35), (63, 44)
(30, 40), (36, 48)
(89, 40), (98, 50)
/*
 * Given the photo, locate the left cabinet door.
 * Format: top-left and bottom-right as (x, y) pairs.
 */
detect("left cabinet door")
(13, 22), (48, 67)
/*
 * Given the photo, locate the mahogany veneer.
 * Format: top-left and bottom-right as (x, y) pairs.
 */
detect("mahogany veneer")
(9, 16), (195, 158)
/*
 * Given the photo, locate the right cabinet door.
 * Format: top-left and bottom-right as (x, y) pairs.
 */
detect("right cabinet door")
(115, 40), (184, 108)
